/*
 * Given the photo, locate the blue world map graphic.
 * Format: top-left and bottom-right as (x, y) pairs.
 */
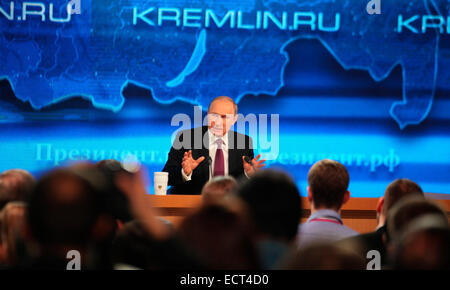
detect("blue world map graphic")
(0, 0), (449, 129)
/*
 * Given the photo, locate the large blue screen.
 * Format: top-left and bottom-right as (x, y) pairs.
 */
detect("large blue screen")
(0, 0), (449, 196)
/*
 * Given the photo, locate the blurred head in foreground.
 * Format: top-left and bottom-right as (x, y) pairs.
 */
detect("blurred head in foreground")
(0, 202), (28, 266)
(282, 243), (366, 270)
(0, 169), (35, 210)
(201, 176), (238, 205)
(386, 195), (449, 269)
(26, 168), (117, 268)
(392, 214), (450, 270)
(387, 195), (448, 240)
(177, 204), (259, 270)
(237, 169), (301, 243)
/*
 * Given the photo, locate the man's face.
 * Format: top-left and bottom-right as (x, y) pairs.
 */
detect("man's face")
(207, 99), (237, 136)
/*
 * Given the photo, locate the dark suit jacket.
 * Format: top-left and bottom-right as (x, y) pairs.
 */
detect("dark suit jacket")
(162, 126), (254, 195)
(338, 224), (388, 267)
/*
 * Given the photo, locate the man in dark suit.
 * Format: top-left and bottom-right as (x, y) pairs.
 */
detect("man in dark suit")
(163, 96), (265, 195)
(338, 178), (424, 268)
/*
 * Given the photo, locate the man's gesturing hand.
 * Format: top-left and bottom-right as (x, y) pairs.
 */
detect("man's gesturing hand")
(182, 150), (205, 176)
(243, 154), (266, 177)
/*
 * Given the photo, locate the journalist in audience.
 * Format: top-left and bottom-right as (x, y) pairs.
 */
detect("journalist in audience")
(391, 214), (450, 270)
(386, 195), (448, 242)
(23, 168), (118, 269)
(296, 159), (357, 249)
(281, 243), (366, 270)
(0, 169), (35, 210)
(237, 169), (301, 269)
(177, 204), (260, 270)
(385, 195), (450, 269)
(338, 178), (425, 267)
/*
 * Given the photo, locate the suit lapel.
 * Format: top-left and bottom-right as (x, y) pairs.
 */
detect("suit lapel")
(228, 131), (237, 175)
(199, 126), (210, 181)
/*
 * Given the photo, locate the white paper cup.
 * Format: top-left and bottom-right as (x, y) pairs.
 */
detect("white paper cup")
(154, 172), (169, 195)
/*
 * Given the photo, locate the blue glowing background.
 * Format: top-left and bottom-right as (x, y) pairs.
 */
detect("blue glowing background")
(0, 0), (449, 196)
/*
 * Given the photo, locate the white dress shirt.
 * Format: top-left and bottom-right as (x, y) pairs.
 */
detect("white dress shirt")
(182, 130), (229, 181)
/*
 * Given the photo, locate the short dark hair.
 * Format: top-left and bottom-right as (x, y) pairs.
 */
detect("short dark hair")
(382, 178), (424, 216)
(237, 169), (301, 241)
(307, 159), (349, 209)
(0, 169), (35, 210)
(27, 169), (102, 245)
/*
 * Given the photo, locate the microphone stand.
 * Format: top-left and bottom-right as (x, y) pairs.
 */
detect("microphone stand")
(207, 156), (213, 179)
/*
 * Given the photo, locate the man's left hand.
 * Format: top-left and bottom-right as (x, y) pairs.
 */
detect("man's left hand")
(243, 154), (266, 177)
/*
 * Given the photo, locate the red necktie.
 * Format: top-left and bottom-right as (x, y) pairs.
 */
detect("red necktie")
(213, 139), (224, 176)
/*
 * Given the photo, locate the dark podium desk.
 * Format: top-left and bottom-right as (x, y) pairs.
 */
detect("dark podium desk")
(148, 194), (450, 234)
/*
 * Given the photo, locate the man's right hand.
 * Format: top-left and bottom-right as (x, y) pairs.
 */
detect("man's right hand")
(182, 150), (205, 176)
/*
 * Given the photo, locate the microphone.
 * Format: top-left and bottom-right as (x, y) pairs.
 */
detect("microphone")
(207, 156), (213, 179)
(244, 155), (255, 171)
